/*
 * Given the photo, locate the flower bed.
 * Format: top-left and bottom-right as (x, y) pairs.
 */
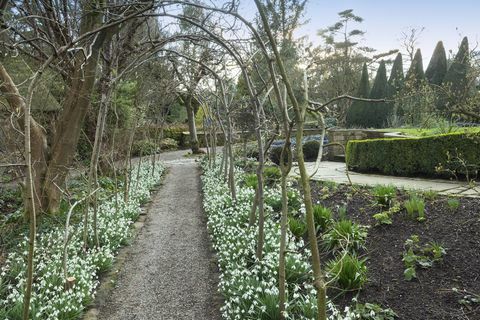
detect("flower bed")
(201, 161), (365, 319)
(0, 162), (164, 319)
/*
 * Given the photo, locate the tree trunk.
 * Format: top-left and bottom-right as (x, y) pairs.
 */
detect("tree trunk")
(185, 95), (200, 153)
(84, 48), (113, 248)
(42, 5), (107, 214)
(0, 64), (48, 215)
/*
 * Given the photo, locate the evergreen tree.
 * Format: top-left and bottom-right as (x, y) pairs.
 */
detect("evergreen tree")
(346, 63), (370, 127)
(405, 49), (425, 87)
(386, 53), (404, 126)
(440, 36), (471, 114)
(388, 52), (404, 94)
(368, 60), (389, 127)
(425, 41), (447, 86)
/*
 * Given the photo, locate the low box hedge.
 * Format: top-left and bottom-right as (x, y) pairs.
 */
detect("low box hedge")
(346, 132), (480, 178)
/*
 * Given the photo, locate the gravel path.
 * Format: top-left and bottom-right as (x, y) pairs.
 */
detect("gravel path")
(96, 154), (222, 320)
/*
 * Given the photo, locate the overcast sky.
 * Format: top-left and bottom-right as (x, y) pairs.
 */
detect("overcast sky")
(234, 0), (480, 65)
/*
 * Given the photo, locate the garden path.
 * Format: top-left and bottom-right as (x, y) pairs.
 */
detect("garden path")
(93, 151), (222, 320)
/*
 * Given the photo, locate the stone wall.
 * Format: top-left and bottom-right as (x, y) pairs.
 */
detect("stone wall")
(326, 129), (404, 161)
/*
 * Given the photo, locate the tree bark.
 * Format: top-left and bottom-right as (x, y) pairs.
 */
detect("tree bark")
(42, 3), (108, 214)
(185, 95), (200, 154)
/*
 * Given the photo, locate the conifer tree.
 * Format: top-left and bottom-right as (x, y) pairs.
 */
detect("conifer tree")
(405, 49), (425, 88)
(368, 60), (388, 127)
(346, 63), (370, 127)
(386, 53), (404, 126)
(425, 41), (447, 86)
(388, 52), (404, 95)
(440, 36), (471, 113)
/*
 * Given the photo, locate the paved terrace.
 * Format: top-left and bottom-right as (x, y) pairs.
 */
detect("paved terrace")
(292, 161), (479, 198)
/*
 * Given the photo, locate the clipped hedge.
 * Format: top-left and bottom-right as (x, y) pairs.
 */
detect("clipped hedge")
(303, 140), (320, 161)
(346, 132), (480, 178)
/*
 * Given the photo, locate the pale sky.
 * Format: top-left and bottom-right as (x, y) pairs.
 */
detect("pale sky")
(234, 0), (480, 66)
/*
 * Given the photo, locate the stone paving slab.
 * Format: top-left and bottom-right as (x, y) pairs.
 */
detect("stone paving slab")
(291, 161), (479, 198)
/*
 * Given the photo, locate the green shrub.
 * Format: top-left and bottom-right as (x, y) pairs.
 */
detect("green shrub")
(163, 125), (186, 146)
(244, 174), (258, 190)
(264, 166), (281, 186)
(132, 140), (157, 157)
(289, 218), (307, 238)
(313, 205), (333, 231)
(327, 253), (368, 290)
(159, 138), (178, 150)
(346, 132), (480, 178)
(269, 146), (286, 165)
(303, 140), (320, 161)
(245, 144), (259, 160)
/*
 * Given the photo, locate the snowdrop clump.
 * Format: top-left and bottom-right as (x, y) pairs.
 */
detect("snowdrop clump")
(201, 160), (363, 320)
(0, 162), (164, 320)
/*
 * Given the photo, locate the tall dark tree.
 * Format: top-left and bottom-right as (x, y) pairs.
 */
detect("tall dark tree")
(388, 53), (405, 93)
(440, 36), (471, 114)
(405, 49), (425, 88)
(368, 60), (389, 127)
(425, 41), (447, 86)
(310, 9), (372, 126)
(346, 63), (370, 127)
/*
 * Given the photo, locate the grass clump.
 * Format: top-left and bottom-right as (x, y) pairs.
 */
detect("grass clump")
(313, 205), (333, 231)
(447, 198), (460, 211)
(289, 217), (307, 238)
(323, 219), (368, 252)
(404, 196), (426, 221)
(327, 253), (368, 290)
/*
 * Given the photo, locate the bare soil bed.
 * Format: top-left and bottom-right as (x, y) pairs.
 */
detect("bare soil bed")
(310, 181), (480, 320)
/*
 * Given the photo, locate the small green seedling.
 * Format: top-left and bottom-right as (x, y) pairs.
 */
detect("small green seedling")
(402, 235), (446, 281)
(447, 198), (460, 211)
(373, 202), (401, 226)
(372, 184), (396, 207)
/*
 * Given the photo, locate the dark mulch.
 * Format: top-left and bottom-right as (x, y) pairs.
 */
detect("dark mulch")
(310, 181), (480, 320)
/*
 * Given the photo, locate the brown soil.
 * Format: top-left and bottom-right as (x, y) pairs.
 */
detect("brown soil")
(310, 181), (480, 320)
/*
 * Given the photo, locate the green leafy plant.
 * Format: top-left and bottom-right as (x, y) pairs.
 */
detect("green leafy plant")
(353, 302), (398, 320)
(372, 212), (392, 225)
(373, 202), (401, 226)
(323, 219), (368, 252)
(313, 205), (333, 231)
(372, 184), (396, 207)
(452, 288), (480, 309)
(404, 196), (426, 221)
(289, 217), (307, 238)
(244, 174), (258, 189)
(447, 198), (460, 211)
(327, 253), (368, 290)
(402, 235), (446, 281)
